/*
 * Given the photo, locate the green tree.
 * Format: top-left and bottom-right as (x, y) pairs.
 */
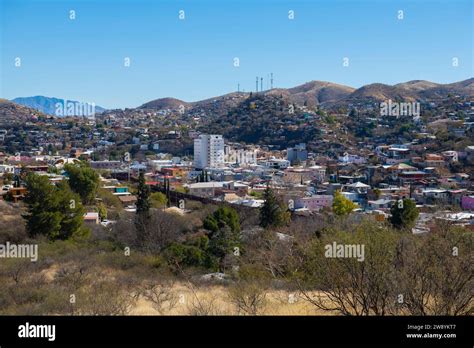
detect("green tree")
(203, 206), (240, 234)
(163, 178), (171, 202)
(23, 173), (84, 240)
(97, 188), (122, 211)
(13, 174), (21, 188)
(389, 199), (419, 230)
(294, 219), (400, 315)
(54, 181), (85, 240)
(23, 173), (61, 238)
(259, 185), (290, 228)
(164, 236), (212, 269)
(136, 171), (150, 215)
(135, 171), (151, 242)
(203, 206), (241, 271)
(208, 225), (241, 270)
(332, 191), (358, 216)
(47, 166), (60, 175)
(64, 162), (99, 204)
(91, 152), (100, 161)
(150, 192), (167, 209)
(249, 190), (263, 199)
(96, 202), (107, 221)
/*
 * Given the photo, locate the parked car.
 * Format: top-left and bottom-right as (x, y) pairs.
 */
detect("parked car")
(100, 220), (116, 227)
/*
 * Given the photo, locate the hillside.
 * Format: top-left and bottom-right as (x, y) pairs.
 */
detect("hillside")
(265, 81), (355, 107)
(395, 80), (440, 91)
(196, 93), (343, 151)
(139, 78), (473, 113)
(331, 78), (473, 106)
(129, 78), (474, 150)
(0, 99), (49, 123)
(344, 83), (418, 104)
(139, 97), (190, 110)
(418, 78), (474, 100)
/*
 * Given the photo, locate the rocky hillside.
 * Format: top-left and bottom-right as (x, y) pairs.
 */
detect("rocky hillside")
(0, 99), (49, 123)
(139, 97), (190, 110)
(139, 78), (473, 112)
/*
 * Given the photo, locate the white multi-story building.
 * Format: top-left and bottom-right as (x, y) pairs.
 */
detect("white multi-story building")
(194, 134), (225, 169)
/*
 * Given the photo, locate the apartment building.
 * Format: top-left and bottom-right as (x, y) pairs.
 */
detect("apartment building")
(194, 134), (225, 169)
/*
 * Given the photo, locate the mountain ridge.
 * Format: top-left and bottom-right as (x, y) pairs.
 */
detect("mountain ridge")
(138, 78), (473, 111)
(10, 78), (473, 114)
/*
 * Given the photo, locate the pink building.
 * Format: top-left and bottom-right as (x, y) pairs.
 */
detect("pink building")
(461, 196), (474, 211)
(295, 195), (333, 211)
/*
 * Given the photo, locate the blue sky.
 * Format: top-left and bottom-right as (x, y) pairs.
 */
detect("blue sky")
(1, 0), (472, 109)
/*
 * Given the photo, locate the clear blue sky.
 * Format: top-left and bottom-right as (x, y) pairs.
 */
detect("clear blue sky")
(1, 0), (472, 109)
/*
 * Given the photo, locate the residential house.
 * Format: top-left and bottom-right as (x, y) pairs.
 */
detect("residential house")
(461, 195), (474, 210)
(83, 212), (99, 225)
(294, 195), (333, 212)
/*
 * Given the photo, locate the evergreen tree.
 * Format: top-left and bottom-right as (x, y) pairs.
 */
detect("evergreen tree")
(13, 175), (20, 188)
(204, 206), (240, 234)
(55, 181), (85, 240)
(163, 178), (170, 205)
(259, 184), (290, 228)
(389, 199), (419, 230)
(203, 206), (241, 271)
(64, 162), (99, 204)
(136, 171), (150, 216)
(23, 174), (60, 238)
(135, 171), (151, 242)
(23, 173), (84, 240)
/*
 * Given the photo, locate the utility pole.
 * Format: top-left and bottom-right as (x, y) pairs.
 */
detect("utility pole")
(256, 77), (259, 92)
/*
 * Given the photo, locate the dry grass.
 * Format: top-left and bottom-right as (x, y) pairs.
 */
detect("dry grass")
(129, 283), (332, 316)
(11, 261), (336, 316)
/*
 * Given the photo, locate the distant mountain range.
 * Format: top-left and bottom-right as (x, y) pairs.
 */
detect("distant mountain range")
(7, 78), (473, 117)
(139, 78), (474, 110)
(11, 96), (106, 116)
